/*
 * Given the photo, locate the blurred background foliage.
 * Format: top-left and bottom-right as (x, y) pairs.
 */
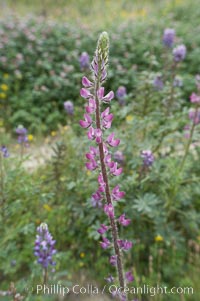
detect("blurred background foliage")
(0, 0), (200, 300)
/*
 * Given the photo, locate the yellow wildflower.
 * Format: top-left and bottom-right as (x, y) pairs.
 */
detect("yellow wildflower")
(155, 235), (164, 242)
(79, 262), (84, 267)
(0, 120), (4, 127)
(87, 170), (91, 176)
(0, 92), (6, 99)
(43, 204), (52, 212)
(80, 252), (85, 258)
(1, 84), (8, 91)
(51, 131), (57, 137)
(126, 115), (134, 122)
(28, 134), (34, 142)
(3, 73), (9, 79)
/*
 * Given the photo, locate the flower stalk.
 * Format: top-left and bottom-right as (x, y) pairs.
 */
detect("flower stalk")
(80, 32), (133, 300)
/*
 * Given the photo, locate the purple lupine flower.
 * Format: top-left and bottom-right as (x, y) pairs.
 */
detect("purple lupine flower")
(105, 275), (114, 283)
(34, 223), (57, 269)
(114, 151), (124, 164)
(100, 237), (111, 249)
(112, 185), (125, 201)
(91, 190), (102, 207)
(117, 239), (133, 251)
(116, 86), (127, 106)
(125, 271), (134, 282)
(101, 107), (113, 129)
(173, 45), (186, 62)
(104, 204), (114, 218)
(98, 173), (106, 192)
(79, 114), (93, 128)
(15, 125), (28, 144)
(188, 109), (200, 125)
(141, 150), (154, 167)
(190, 93), (200, 104)
(162, 28), (175, 48)
(153, 76), (164, 91)
(110, 255), (117, 266)
(82, 76), (93, 88)
(0, 145), (9, 158)
(64, 100), (74, 115)
(106, 133), (120, 147)
(118, 214), (131, 226)
(98, 224), (109, 235)
(79, 52), (90, 70)
(86, 98), (96, 114)
(110, 162), (123, 176)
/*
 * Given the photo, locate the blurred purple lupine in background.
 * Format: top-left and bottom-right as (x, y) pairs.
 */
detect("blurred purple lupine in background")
(79, 51), (90, 70)
(153, 76), (164, 90)
(64, 100), (74, 115)
(173, 45), (186, 62)
(116, 86), (127, 106)
(15, 125), (28, 144)
(163, 28), (175, 48)
(141, 150), (154, 167)
(34, 223), (56, 284)
(114, 150), (124, 164)
(0, 146), (9, 158)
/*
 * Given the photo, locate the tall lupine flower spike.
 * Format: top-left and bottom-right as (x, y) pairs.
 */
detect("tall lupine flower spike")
(80, 32), (132, 300)
(34, 223), (57, 284)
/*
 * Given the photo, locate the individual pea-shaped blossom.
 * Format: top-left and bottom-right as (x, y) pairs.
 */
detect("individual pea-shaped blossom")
(79, 32), (132, 297)
(34, 223), (57, 269)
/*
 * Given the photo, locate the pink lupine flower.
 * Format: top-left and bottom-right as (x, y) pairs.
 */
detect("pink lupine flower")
(86, 98), (96, 114)
(98, 174), (106, 192)
(85, 158), (98, 170)
(125, 271), (134, 282)
(98, 224), (109, 235)
(87, 127), (102, 143)
(91, 190), (102, 207)
(80, 88), (92, 99)
(106, 133), (120, 147)
(118, 214), (131, 226)
(97, 87), (114, 103)
(82, 76), (93, 88)
(117, 240), (133, 251)
(104, 204), (114, 218)
(100, 237), (111, 249)
(110, 255), (117, 266)
(110, 162), (123, 176)
(97, 87), (105, 99)
(79, 114), (92, 128)
(190, 92), (200, 104)
(101, 107), (113, 129)
(112, 185), (125, 201)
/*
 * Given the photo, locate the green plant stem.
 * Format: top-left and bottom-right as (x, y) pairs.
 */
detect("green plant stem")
(0, 153), (5, 220)
(179, 107), (198, 173)
(43, 267), (48, 285)
(166, 62), (177, 116)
